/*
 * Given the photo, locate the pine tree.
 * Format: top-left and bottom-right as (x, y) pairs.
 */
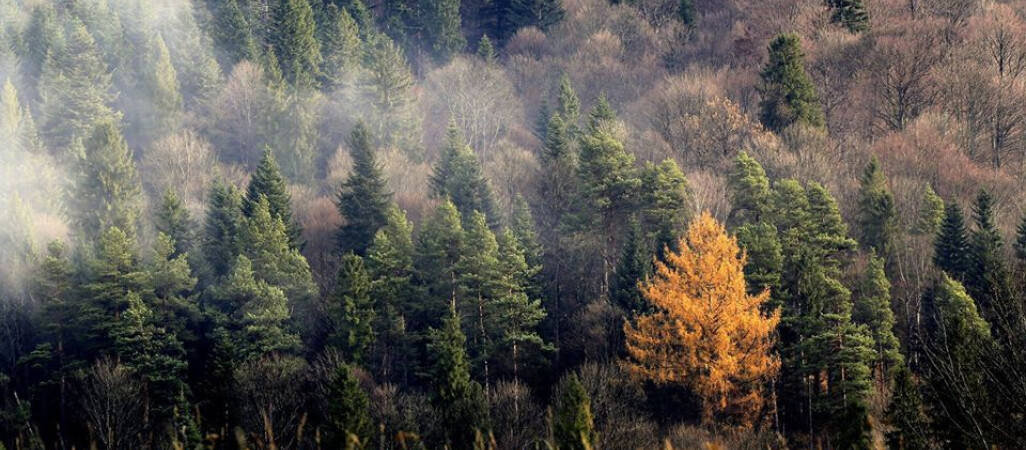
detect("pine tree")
(913, 185), (944, 236)
(508, 0), (566, 32)
(424, 0), (466, 61)
(934, 201), (970, 280)
(271, 0), (323, 88)
(967, 190), (1009, 317)
(213, 0), (259, 67)
(325, 364), (372, 447)
(611, 218), (649, 315)
(430, 123), (498, 226)
(885, 366), (930, 450)
(758, 33), (824, 132)
(38, 19), (120, 153)
(244, 148), (304, 249)
(329, 253), (376, 364)
(214, 255), (301, 360)
(727, 151), (772, 226)
(337, 121), (393, 256)
(427, 310), (489, 449)
(202, 179), (244, 280)
(477, 34), (497, 64)
(638, 159), (690, 253)
(553, 373), (596, 450)
(826, 0), (870, 34)
(318, 4), (362, 88)
(854, 255), (902, 376)
(156, 189), (195, 258)
(625, 213), (781, 426)
(68, 121), (142, 244)
(857, 157), (897, 256)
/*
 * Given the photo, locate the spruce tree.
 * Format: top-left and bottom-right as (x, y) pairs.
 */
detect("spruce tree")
(857, 157), (897, 256)
(337, 121), (393, 256)
(423, 0), (466, 61)
(638, 159), (690, 253)
(510, 195), (543, 271)
(366, 205), (417, 381)
(727, 151), (772, 226)
(854, 255), (902, 376)
(318, 4), (362, 88)
(611, 218), (649, 315)
(430, 123), (498, 226)
(214, 255), (301, 360)
(415, 200), (465, 328)
(914, 185), (944, 236)
(494, 228), (547, 379)
(325, 364), (372, 447)
(78, 227), (149, 357)
(140, 36), (184, 141)
(735, 222), (783, 300)
(361, 34), (421, 155)
(244, 148), (304, 250)
(21, 4), (60, 95)
(967, 190), (1009, 317)
(556, 74), (580, 131)
(585, 94), (617, 135)
(1015, 211), (1026, 263)
(827, 0), (870, 34)
(150, 233), (200, 344)
(427, 310), (489, 449)
(885, 366), (930, 450)
(536, 114), (577, 238)
(934, 201), (970, 280)
(271, 0), (323, 88)
(758, 33), (824, 132)
(508, 0), (566, 32)
(329, 253), (376, 364)
(678, 0), (696, 27)
(456, 211), (504, 378)
(553, 373), (597, 450)
(477, 34), (497, 64)
(202, 179), (244, 280)
(213, 0), (259, 67)
(155, 188), (195, 258)
(68, 121), (142, 244)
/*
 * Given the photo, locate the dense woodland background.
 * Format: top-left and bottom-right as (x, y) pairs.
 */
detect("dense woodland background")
(2, 0), (1026, 448)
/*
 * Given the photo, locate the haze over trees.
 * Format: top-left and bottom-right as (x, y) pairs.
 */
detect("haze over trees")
(4, 0), (1026, 448)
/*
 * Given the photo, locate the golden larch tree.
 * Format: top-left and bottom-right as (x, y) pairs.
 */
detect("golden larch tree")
(623, 212), (780, 426)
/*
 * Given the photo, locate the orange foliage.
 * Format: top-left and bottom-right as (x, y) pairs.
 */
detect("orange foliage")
(623, 212), (780, 427)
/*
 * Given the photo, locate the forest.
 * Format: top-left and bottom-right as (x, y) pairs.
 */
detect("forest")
(2, 0), (1026, 448)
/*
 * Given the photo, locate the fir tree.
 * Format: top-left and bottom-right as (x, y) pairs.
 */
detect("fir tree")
(727, 151), (772, 226)
(68, 121), (142, 244)
(456, 211), (504, 379)
(885, 366), (930, 450)
(826, 0), (870, 34)
(857, 157), (897, 256)
(271, 0), (323, 88)
(430, 123), (498, 226)
(21, 4), (60, 95)
(553, 373), (596, 450)
(510, 195), (543, 271)
(366, 205), (417, 382)
(337, 121), (393, 256)
(361, 34), (421, 155)
(967, 190), (1009, 317)
(758, 33), (824, 132)
(611, 218), (649, 315)
(244, 148), (304, 250)
(678, 0), (696, 27)
(494, 228), (547, 379)
(913, 185), (944, 236)
(150, 233), (200, 343)
(735, 222), (783, 300)
(78, 227), (149, 357)
(318, 4), (362, 88)
(325, 364), (372, 447)
(854, 255), (902, 376)
(585, 94), (617, 135)
(155, 189), (194, 258)
(427, 310), (489, 449)
(329, 253), (376, 364)
(214, 255), (301, 359)
(140, 36), (184, 140)
(934, 201), (970, 280)
(509, 0), (566, 32)
(477, 34), (497, 64)
(639, 159), (690, 253)
(423, 0), (466, 61)
(556, 74), (580, 131)
(1015, 211), (1026, 263)
(415, 200), (465, 327)
(213, 0), (259, 67)
(202, 179), (244, 280)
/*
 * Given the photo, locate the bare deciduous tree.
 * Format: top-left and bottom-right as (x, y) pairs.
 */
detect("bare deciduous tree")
(80, 359), (144, 450)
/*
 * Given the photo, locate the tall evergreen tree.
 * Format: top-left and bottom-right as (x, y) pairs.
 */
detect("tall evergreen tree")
(727, 151), (772, 226)
(68, 121), (142, 244)
(155, 189), (194, 258)
(638, 159), (690, 253)
(913, 185), (944, 236)
(318, 4), (362, 88)
(735, 222), (783, 300)
(1015, 211), (1026, 263)
(553, 373), (596, 450)
(427, 310), (489, 449)
(423, 0), (466, 61)
(508, 0), (566, 32)
(885, 366), (930, 450)
(853, 255), (902, 376)
(556, 74), (580, 131)
(430, 123), (498, 226)
(337, 121), (393, 256)
(967, 190), (1009, 318)
(456, 211), (504, 380)
(494, 228), (547, 379)
(366, 205), (417, 382)
(139, 36), (184, 141)
(857, 157), (897, 256)
(329, 253), (376, 364)
(78, 227), (149, 357)
(202, 179), (244, 280)
(934, 201), (970, 280)
(271, 0), (323, 88)
(610, 218), (649, 315)
(826, 0), (870, 33)
(477, 34), (497, 64)
(758, 33), (824, 132)
(244, 148), (304, 250)
(324, 364), (372, 447)
(212, 0), (259, 67)
(510, 195), (543, 271)
(415, 200), (465, 328)
(361, 34), (421, 155)
(212, 255), (301, 359)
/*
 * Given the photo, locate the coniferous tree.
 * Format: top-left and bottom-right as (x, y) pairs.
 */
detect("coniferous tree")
(735, 222), (783, 300)
(38, 19), (120, 153)
(21, 4), (61, 97)
(213, 255), (301, 360)
(914, 185), (944, 236)
(430, 123), (498, 226)
(510, 195), (543, 271)
(271, 0), (323, 88)
(1015, 211), (1026, 263)
(68, 121), (142, 244)
(456, 211), (504, 380)
(213, 0), (259, 67)
(325, 364), (372, 447)
(585, 94), (617, 134)
(415, 200), (465, 328)
(727, 151), (772, 226)
(611, 218), (649, 315)
(934, 202), (970, 280)
(427, 310), (489, 449)
(553, 373), (596, 450)
(202, 179), (244, 280)
(318, 4), (362, 88)
(508, 0), (566, 32)
(826, 0), (870, 33)
(329, 253), (375, 364)
(150, 233), (200, 344)
(967, 190), (1009, 318)
(494, 228), (547, 379)
(638, 159), (690, 253)
(854, 255), (902, 377)
(885, 366), (930, 450)
(78, 227), (149, 357)
(244, 148), (304, 249)
(857, 157), (897, 256)
(337, 121), (393, 256)
(361, 34), (421, 155)
(423, 0), (466, 61)
(140, 36), (184, 141)
(758, 33), (824, 132)
(477, 34), (497, 64)
(556, 74), (580, 132)
(366, 205), (417, 382)
(155, 189), (194, 258)
(678, 0), (696, 27)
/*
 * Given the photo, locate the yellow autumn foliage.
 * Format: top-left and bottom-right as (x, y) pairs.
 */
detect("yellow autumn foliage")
(624, 212), (780, 427)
